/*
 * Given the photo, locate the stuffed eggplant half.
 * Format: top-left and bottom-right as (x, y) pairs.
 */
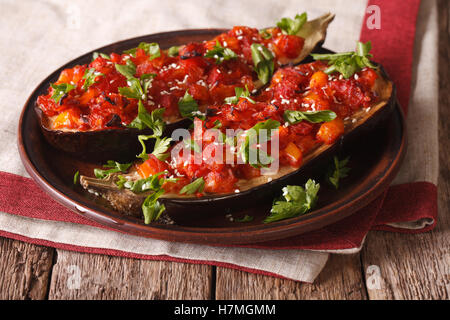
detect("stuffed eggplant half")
(80, 42), (395, 224)
(36, 13), (334, 160)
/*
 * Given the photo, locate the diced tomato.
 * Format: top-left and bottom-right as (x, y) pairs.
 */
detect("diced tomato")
(273, 34), (304, 59)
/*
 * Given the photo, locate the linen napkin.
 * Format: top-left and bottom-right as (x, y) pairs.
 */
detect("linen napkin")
(0, 0), (438, 283)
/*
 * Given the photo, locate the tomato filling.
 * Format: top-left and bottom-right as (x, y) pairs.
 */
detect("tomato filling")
(37, 26), (305, 131)
(138, 61), (379, 195)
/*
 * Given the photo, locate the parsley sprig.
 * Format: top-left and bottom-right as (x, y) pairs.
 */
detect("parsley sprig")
(265, 179), (320, 223)
(115, 60), (156, 101)
(310, 41), (377, 79)
(239, 119), (280, 168)
(179, 177), (205, 195)
(276, 12), (307, 35)
(283, 110), (337, 124)
(50, 83), (74, 104)
(251, 43), (274, 85)
(327, 156), (351, 189)
(204, 40), (237, 64)
(124, 42), (161, 60)
(82, 68), (103, 91)
(93, 160), (132, 179)
(224, 85), (256, 105)
(178, 90), (205, 120)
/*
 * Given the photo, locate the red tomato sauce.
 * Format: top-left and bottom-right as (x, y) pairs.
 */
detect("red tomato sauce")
(37, 26), (304, 131)
(139, 61), (379, 195)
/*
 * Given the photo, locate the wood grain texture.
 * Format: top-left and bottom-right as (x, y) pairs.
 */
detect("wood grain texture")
(48, 250), (212, 300)
(0, 238), (54, 299)
(360, 0), (450, 300)
(215, 254), (367, 300)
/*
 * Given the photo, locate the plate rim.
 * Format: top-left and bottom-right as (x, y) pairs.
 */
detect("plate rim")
(17, 28), (407, 245)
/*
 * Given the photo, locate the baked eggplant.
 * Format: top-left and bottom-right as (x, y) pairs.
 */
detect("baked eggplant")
(80, 48), (395, 224)
(35, 13), (334, 161)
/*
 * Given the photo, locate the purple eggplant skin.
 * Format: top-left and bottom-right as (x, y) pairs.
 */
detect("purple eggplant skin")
(159, 69), (396, 221)
(34, 106), (191, 162)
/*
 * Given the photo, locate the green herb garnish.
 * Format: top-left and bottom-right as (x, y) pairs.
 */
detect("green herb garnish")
(137, 135), (172, 161)
(234, 215), (254, 223)
(128, 100), (165, 136)
(224, 85), (256, 105)
(94, 160), (132, 179)
(82, 68), (103, 90)
(276, 13), (307, 35)
(115, 59), (136, 79)
(204, 40), (238, 64)
(251, 43), (274, 85)
(178, 90), (204, 119)
(142, 189), (166, 224)
(264, 179), (319, 223)
(327, 156), (350, 189)
(92, 52), (110, 60)
(239, 119), (280, 167)
(73, 171), (80, 185)
(124, 42), (161, 60)
(168, 46), (180, 57)
(179, 177), (205, 195)
(283, 110), (337, 124)
(310, 41), (378, 79)
(50, 83), (75, 104)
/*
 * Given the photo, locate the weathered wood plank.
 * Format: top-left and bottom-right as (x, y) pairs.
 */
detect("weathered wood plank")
(48, 250), (213, 300)
(215, 254), (367, 300)
(360, 0), (450, 300)
(0, 237), (54, 299)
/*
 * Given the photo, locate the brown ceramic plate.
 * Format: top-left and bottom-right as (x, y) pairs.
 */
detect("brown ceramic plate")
(17, 29), (406, 245)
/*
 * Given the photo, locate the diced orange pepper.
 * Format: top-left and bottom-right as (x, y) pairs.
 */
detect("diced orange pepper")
(309, 71), (328, 89)
(316, 118), (345, 144)
(284, 142), (303, 167)
(56, 69), (74, 84)
(52, 110), (79, 129)
(79, 88), (98, 105)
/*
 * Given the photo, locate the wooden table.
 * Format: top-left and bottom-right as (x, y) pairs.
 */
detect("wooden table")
(0, 1), (448, 300)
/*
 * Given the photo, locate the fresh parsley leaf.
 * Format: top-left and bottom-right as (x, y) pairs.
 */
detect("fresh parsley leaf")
(94, 160), (132, 179)
(251, 43), (274, 85)
(204, 40), (238, 64)
(128, 101), (166, 136)
(73, 171), (80, 185)
(327, 156), (351, 189)
(136, 135), (172, 161)
(311, 41), (377, 79)
(224, 85), (256, 105)
(264, 179), (320, 223)
(50, 83), (75, 104)
(124, 42), (161, 60)
(179, 177), (205, 195)
(142, 189), (166, 224)
(178, 90), (204, 119)
(213, 120), (222, 129)
(152, 137), (172, 161)
(239, 119), (280, 167)
(82, 68), (103, 90)
(168, 45), (180, 57)
(283, 110), (337, 124)
(92, 52), (110, 60)
(276, 12), (307, 35)
(234, 215), (254, 223)
(115, 60), (137, 79)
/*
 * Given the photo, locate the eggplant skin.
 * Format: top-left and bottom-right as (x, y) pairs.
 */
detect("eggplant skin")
(35, 106), (191, 162)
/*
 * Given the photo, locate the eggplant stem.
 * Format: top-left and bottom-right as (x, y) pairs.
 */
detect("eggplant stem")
(80, 174), (118, 191)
